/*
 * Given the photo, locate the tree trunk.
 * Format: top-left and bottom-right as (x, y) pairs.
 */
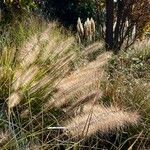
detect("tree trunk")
(114, 0), (123, 50)
(105, 0), (114, 50)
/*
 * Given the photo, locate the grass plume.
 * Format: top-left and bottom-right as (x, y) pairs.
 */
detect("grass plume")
(64, 105), (140, 138)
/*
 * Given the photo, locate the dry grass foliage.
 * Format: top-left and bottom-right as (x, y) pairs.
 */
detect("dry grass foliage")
(101, 39), (150, 148)
(44, 52), (112, 110)
(0, 19), (143, 149)
(0, 23), (77, 114)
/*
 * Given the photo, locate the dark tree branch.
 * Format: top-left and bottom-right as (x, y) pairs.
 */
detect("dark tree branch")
(105, 0), (114, 50)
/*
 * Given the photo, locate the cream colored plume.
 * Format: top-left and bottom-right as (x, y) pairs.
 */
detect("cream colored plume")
(84, 18), (92, 39)
(63, 105), (140, 138)
(90, 18), (96, 35)
(12, 65), (38, 91)
(0, 131), (10, 146)
(8, 92), (21, 111)
(77, 17), (96, 42)
(87, 18), (92, 36)
(77, 17), (84, 36)
(44, 52), (112, 110)
(84, 21), (88, 37)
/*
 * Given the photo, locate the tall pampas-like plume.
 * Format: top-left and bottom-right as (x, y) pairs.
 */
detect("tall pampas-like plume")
(77, 17), (96, 42)
(84, 18), (92, 41)
(77, 17), (84, 36)
(90, 18), (96, 34)
(90, 17), (96, 41)
(87, 18), (92, 41)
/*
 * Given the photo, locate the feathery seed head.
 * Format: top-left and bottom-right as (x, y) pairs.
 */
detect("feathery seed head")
(63, 105), (140, 138)
(13, 65), (38, 91)
(21, 45), (40, 68)
(77, 17), (84, 36)
(8, 92), (22, 110)
(87, 18), (92, 35)
(90, 18), (96, 34)
(0, 131), (9, 146)
(84, 21), (88, 37)
(84, 18), (92, 41)
(77, 18), (80, 23)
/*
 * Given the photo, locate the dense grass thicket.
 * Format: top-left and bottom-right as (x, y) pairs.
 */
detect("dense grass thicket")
(102, 40), (150, 149)
(0, 15), (149, 149)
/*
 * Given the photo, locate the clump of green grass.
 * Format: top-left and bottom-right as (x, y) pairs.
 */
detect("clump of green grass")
(0, 15), (82, 149)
